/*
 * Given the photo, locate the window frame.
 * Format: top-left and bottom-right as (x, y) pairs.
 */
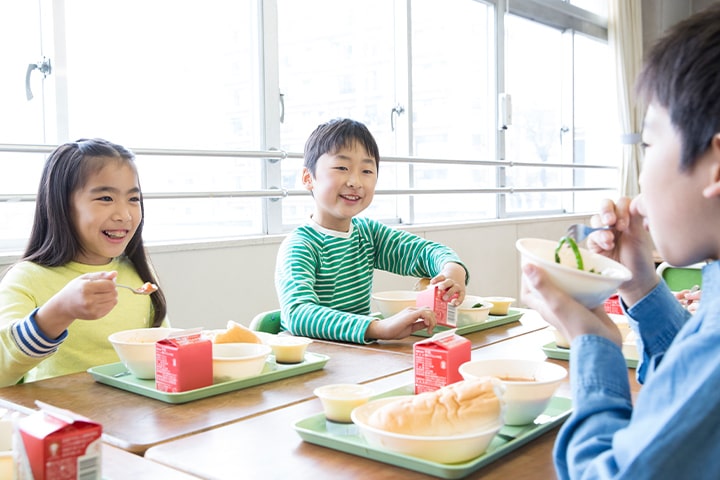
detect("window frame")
(0, 0), (615, 253)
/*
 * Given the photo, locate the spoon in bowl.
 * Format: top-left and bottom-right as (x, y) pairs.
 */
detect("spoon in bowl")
(116, 282), (158, 295)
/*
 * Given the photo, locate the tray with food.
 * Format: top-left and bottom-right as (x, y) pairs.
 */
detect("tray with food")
(294, 382), (572, 479)
(411, 308), (525, 337)
(88, 352), (329, 404)
(542, 342), (638, 369)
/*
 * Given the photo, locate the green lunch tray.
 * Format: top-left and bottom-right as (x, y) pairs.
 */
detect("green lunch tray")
(412, 308), (525, 337)
(542, 342), (638, 369)
(88, 352), (329, 404)
(294, 384), (572, 479)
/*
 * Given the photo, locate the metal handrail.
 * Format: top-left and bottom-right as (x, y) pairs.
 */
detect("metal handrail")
(0, 186), (613, 203)
(0, 143), (618, 203)
(0, 143), (617, 170)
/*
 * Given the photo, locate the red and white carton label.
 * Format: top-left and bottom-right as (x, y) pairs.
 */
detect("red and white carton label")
(14, 401), (102, 480)
(413, 330), (471, 394)
(604, 294), (623, 315)
(155, 329), (213, 393)
(416, 285), (458, 327)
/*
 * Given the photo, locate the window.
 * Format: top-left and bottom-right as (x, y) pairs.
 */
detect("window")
(0, 0), (616, 254)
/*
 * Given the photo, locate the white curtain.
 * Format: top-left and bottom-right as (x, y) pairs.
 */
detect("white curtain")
(608, 0), (644, 198)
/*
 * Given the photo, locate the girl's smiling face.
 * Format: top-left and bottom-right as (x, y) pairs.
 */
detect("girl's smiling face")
(70, 158), (142, 265)
(302, 141), (378, 232)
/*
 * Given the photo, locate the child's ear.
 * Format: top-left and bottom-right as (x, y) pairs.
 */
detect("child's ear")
(301, 167), (314, 191)
(702, 133), (720, 199)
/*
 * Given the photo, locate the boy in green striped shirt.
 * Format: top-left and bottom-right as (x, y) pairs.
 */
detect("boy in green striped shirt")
(275, 118), (469, 344)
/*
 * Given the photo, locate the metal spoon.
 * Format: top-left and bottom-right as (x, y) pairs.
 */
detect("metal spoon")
(116, 282), (158, 295)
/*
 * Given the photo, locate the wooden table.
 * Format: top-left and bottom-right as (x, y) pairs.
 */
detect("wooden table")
(0, 341), (412, 454)
(337, 308), (548, 355)
(0, 312), (543, 455)
(103, 444), (202, 479)
(144, 328), (641, 479)
(145, 372), (563, 480)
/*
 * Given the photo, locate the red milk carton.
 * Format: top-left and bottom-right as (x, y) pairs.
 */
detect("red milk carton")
(416, 285), (458, 327)
(413, 330), (471, 394)
(155, 329), (213, 392)
(15, 401), (102, 480)
(604, 294), (623, 315)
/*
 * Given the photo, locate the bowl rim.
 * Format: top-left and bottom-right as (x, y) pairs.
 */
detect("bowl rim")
(211, 343), (271, 360)
(108, 327), (183, 345)
(313, 383), (375, 400)
(351, 396), (504, 441)
(457, 301), (494, 311)
(264, 335), (313, 346)
(370, 290), (419, 300)
(516, 237), (632, 280)
(481, 296), (516, 303)
(459, 358), (568, 385)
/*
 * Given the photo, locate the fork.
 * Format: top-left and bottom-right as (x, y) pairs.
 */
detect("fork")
(565, 224), (612, 243)
(116, 282), (158, 295)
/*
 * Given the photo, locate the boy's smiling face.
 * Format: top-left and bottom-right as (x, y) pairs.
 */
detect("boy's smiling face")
(302, 140), (378, 232)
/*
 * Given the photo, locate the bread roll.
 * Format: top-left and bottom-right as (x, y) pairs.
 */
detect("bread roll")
(367, 378), (502, 436)
(213, 320), (261, 344)
(414, 277), (431, 291)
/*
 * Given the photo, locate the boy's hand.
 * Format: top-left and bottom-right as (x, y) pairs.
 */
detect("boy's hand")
(521, 262), (623, 347)
(587, 197), (658, 306)
(431, 262), (467, 305)
(365, 307), (436, 341)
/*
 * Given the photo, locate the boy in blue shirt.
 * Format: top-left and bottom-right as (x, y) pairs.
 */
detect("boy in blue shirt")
(521, 5), (720, 478)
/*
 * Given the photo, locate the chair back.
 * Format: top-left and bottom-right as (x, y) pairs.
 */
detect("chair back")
(656, 261), (703, 291)
(249, 309), (282, 334)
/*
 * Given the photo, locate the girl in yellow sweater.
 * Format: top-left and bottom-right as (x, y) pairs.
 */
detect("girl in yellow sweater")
(0, 138), (168, 386)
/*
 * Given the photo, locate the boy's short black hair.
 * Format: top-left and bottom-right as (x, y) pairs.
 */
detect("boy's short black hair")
(636, 3), (720, 171)
(303, 118), (380, 176)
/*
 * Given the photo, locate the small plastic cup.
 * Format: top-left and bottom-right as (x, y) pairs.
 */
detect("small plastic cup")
(483, 296), (516, 315)
(314, 384), (375, 423)
(266, 336), (313, 364)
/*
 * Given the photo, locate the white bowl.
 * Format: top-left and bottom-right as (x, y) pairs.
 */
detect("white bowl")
(351, 396), (503, 463)
(456, 296), (494, 326)
(371, 291), (418, 318)
(108, 327), (183, 379)
(314, 383), (375, 423)
(264, 335), (313, 364)
(552, 315), (633, 350)
(460, 358), (567, 425)
(212, 343), (271, 382)
(516, 237), (632, 308)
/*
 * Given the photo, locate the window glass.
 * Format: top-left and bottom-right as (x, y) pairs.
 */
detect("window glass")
(0, 0), (617, 253)
(570, 0), (608, 17)
(276, 0), (399, 226)
(410, 0), (496, 223)
(277, 0), (496, 227)
(572, 32), (620, 212)
(0, 1), (46, 144)
(63, 0), (265, 241)
(504, 15), (565, 214)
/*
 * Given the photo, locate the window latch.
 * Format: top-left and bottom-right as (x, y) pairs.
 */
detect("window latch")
(390, 104), (405, 131)
(25, 57), (52, 101)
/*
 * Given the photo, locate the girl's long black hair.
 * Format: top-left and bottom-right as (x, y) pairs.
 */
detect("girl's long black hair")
(23, 138), (167, 326)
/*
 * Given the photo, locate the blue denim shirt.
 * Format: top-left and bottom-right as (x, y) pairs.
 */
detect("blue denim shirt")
(554, 260), (720, 479)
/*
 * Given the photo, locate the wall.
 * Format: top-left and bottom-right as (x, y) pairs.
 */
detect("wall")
(143, 215), (588, 329)
(0, 215), (589, 330)
(642, 0), (714, 50)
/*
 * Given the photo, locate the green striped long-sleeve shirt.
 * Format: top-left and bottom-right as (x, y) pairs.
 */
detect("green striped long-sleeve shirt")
(275, 217), (467, 344)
